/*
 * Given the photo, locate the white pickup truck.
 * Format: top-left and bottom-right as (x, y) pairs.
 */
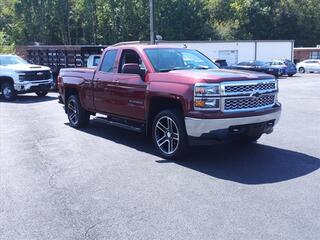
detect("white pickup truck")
(86, 54), (101, 68)
(0, 54), (54, 101)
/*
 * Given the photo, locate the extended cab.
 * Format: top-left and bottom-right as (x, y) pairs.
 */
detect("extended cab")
(58, 45), (281, 159)
(0, 55), (54, 101)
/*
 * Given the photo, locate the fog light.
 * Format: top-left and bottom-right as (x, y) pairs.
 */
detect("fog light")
(194, 98), (220, 110)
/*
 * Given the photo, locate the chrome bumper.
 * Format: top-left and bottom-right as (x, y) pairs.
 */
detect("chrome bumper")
(14, 79), (53, 92)
(185, 110), (281, 138)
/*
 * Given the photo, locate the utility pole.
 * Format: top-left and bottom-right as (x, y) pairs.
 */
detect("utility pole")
(149, 0), (155, 44)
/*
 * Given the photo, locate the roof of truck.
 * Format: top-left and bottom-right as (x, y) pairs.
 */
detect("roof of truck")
(107, 44), (188, 51)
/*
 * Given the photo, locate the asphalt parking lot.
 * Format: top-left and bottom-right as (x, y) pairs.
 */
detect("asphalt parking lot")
(1, 73), (319, 240)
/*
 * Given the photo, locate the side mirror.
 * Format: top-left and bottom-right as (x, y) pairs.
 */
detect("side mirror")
(122, 63), (145, 78)
(28, 59), (34, 64)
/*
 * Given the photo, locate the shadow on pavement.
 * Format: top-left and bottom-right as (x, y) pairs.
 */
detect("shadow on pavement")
(0, 94), (58, 104)
(157, 144), (320, 185)
(74, 119), (320, 185)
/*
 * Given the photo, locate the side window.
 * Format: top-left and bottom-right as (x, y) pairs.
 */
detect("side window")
(100, 50), (117, 73)
(118, 49), (144, 73)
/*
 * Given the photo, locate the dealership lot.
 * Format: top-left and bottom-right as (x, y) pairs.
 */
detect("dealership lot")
(0, 74), (319, 239)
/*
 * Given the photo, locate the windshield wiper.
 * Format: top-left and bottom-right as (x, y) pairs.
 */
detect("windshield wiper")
(193, 65), (210, 70)
(159, 67), (188, 72)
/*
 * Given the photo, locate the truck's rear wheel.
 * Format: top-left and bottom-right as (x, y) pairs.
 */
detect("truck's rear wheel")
(152, 109), (187, 159)
(67, 95), (90, 128)
(1, 82), (16, 101)
(35, 90), (48, 97)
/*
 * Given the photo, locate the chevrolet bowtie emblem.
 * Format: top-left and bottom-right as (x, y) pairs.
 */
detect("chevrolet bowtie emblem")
(250, 90), (261, 98)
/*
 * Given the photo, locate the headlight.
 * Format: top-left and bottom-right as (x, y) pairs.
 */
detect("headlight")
(194, 83), (221, 110)
(194, 83), (220, 96)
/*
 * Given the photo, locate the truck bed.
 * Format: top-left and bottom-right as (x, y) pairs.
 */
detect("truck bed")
(59, 67), (96, 80)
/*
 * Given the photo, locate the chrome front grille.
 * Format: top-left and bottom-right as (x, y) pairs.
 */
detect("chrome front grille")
(221, 79), (277, 112)
(224, 82), (275, 94)
(224, 94), (275, 112)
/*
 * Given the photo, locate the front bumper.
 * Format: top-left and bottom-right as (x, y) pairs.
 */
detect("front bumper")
(185, 109), (281, 138)
(14, 80), (54, 93)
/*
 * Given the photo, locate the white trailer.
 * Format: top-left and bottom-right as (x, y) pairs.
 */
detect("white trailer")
(158, 40), (294, 65)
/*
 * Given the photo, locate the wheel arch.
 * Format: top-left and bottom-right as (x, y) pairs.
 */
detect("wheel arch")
(146, 96), (185, 136)
(0, 76), (14, 85)
(64, 87), (79, 113)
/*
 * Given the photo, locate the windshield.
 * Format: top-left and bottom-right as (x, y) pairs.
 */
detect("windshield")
(144, 48), (218, 72)
(0, 55), (28, 65)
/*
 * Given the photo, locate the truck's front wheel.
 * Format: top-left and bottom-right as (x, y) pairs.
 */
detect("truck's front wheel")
(66, 95), (90, 128)
(1, 82), (16, 101)
(152, 109), (187, 159)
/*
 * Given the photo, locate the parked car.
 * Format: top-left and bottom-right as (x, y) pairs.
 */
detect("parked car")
(268, 60), (297, 77)
(231, 60), (284, 77)
(58, 45), (281, 159)
(213, 59), (228, 68)
(0, 54), (54, 101)
(296, 59), (320, 73)
(86, 54), (101, 68)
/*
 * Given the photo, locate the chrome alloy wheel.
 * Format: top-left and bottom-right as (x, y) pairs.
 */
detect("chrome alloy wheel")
(155, 116), (180, 155)
(67, 99), (80, 125)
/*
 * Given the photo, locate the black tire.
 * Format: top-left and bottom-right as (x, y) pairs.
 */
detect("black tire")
(234, 134), (262, 144)
(298, 67), (305, 73)
(1, 82), (16, 101)
(35, 90), (48, 97)
(152, 109), (188, 159)
(66, 95), (90, 128)
(288, 74), (294, 77)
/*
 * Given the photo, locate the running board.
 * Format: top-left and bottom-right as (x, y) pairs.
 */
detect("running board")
(95, 117), (144, 133)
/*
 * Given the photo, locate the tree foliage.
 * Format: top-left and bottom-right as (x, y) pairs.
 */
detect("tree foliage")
(0, 0), (319, 47)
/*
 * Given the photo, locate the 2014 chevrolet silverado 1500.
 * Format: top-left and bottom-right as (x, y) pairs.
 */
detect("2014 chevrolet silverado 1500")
(0, 54), (54, 101)
(58, 44), (281, 159)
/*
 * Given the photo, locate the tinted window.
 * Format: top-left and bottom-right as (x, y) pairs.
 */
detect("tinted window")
(100, 50), (117, 72)
(144, 48), (217, 72)
(119, 49), (145, 73)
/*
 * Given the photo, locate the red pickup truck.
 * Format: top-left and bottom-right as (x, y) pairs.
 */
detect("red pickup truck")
(58, 44), (281, 159)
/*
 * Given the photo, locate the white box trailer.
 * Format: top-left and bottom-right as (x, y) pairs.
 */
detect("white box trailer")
(158, 40), (294, 65)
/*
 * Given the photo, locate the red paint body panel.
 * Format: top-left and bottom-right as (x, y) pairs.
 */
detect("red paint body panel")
(58, 45), (279, 123)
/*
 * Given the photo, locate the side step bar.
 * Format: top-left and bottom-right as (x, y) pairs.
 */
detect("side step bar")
(95, 117), (144, 133)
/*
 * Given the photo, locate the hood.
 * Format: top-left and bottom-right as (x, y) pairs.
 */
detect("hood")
(166, 69), (274, 83)
(0, 64), (51, 72)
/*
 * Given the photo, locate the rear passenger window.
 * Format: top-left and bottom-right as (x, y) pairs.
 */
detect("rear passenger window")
(100, 50), (117, 72)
